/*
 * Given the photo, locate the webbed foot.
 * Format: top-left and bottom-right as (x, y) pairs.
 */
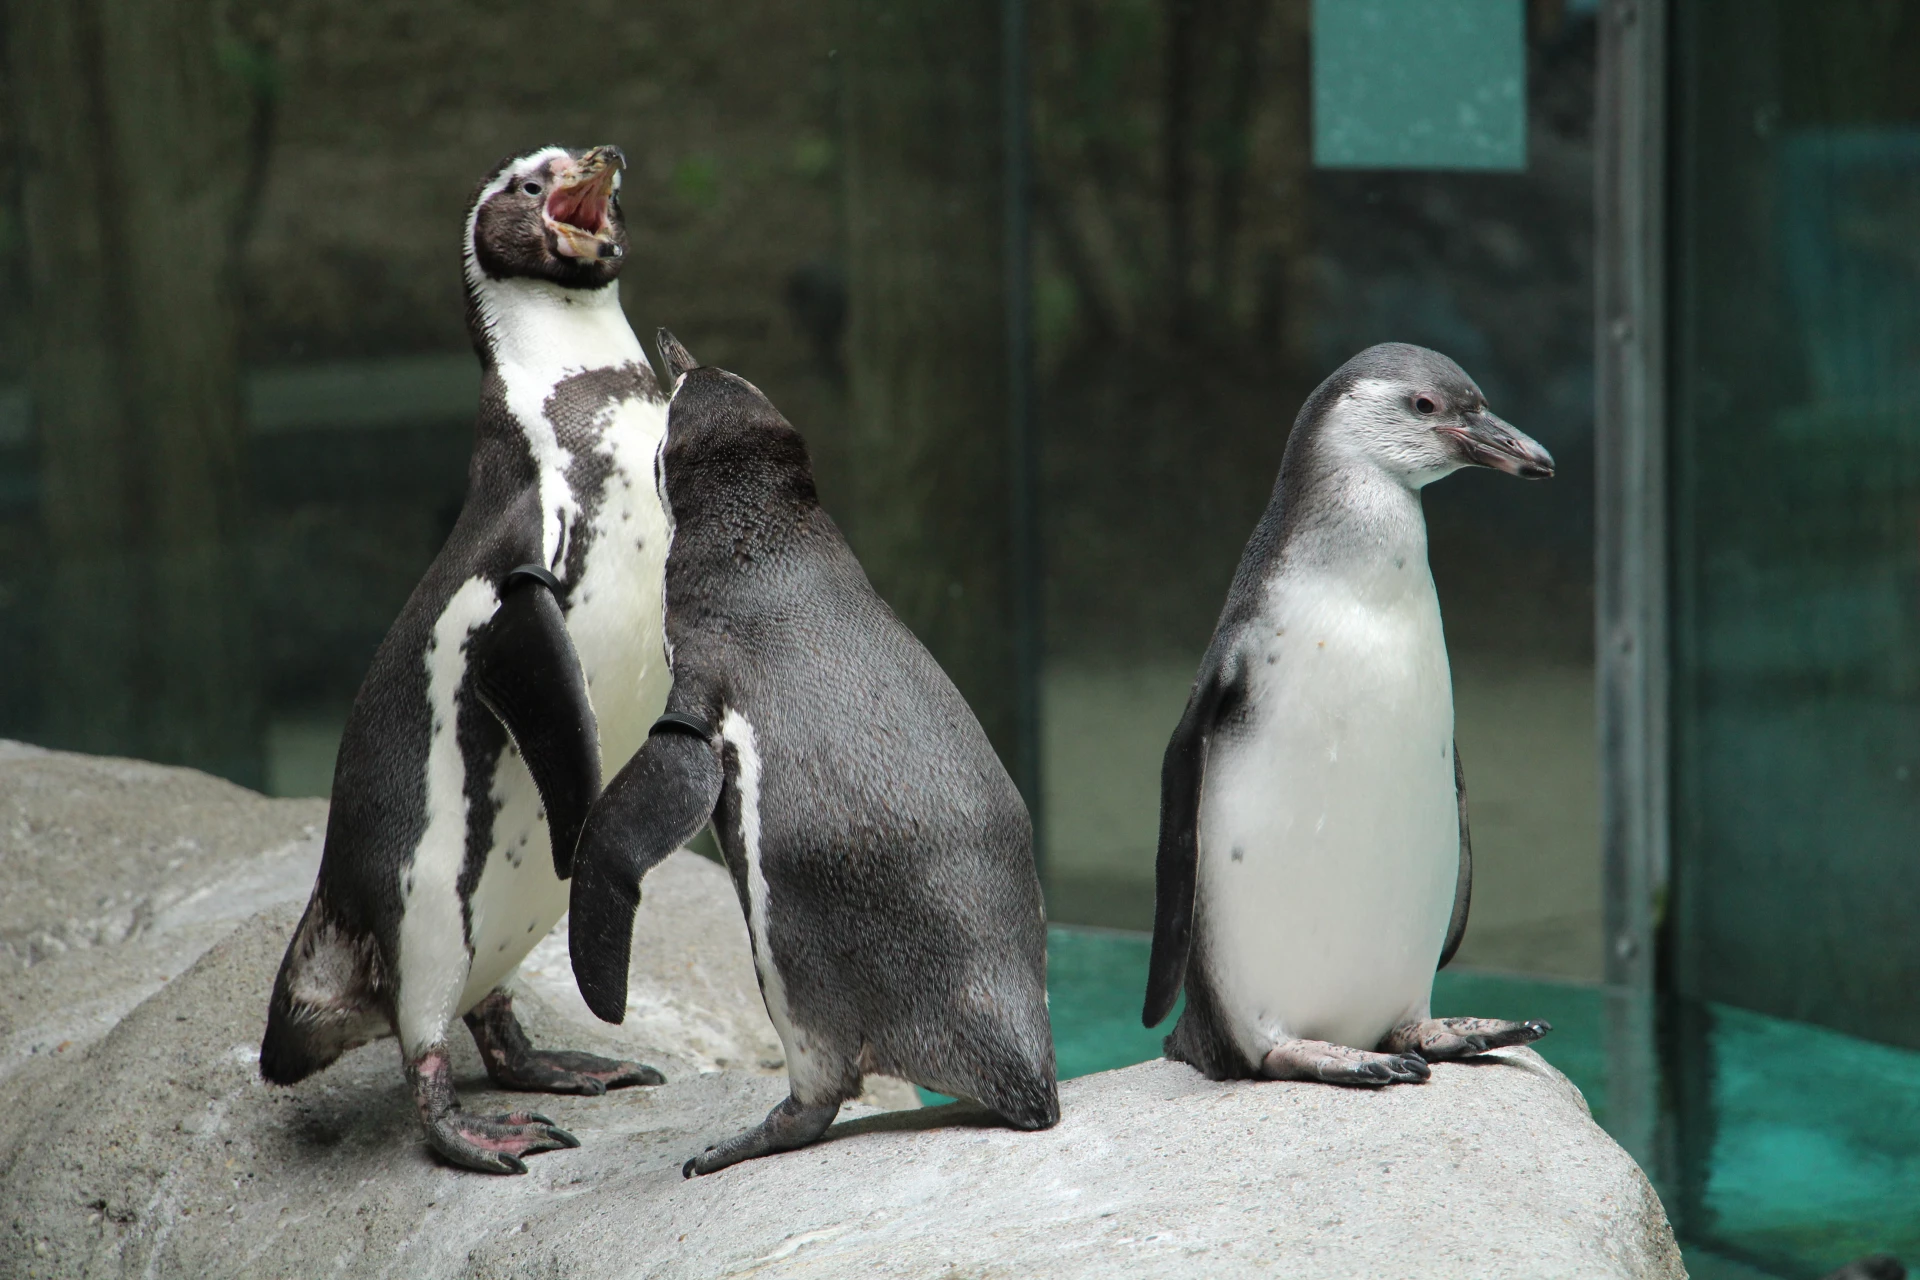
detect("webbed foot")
(465, 989), (665, 1095)
(425, 1108), (580, 1175)
(408, 1048), (580, 1175)
(1380, 1016), (1550, 1061)
(1259, 1038), (1431, 1086)
(683, 1094), (840, 1177)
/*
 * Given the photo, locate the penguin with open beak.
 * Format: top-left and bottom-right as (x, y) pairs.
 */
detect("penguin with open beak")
(260, 145), (680, 1174)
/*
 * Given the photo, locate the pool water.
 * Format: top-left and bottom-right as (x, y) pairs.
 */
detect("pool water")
(922, 926), (1920, 1280)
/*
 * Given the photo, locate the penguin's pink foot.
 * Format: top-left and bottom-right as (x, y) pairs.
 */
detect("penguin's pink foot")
(464, 989), (665, 1095)
(1380, 1016), (1550, 1061)
(426, 1108), (580, 1175)
(1259, 1038), (1431, 1086)
(407, 1048), (580, 1175)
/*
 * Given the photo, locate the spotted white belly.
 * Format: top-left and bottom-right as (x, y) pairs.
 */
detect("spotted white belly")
(1198, 564), (1458, 1060)
(456, 392), (672, 1017)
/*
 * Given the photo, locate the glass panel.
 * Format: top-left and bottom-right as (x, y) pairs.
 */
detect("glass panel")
(1033, 0), (1603, 992)
(1670, 0), (1920, 1270)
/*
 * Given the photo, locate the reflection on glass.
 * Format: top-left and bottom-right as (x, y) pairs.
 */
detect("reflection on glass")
(1671, 0), (1920, 1270)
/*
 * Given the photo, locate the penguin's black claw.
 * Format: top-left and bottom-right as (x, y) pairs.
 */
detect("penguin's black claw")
(1380, 1016), (1552, 1062)
(531, 1114), (582, 1147)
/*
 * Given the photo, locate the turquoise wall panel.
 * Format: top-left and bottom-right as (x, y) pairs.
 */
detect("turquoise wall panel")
(1312, 0), (1527, 170)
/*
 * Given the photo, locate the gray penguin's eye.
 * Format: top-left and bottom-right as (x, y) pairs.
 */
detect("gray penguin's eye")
(521, 181), (542, 197)
(1413, 394), (1439, 415)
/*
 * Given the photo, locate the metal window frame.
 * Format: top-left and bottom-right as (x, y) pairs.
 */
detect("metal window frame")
(1595, 0), (1669, 1174)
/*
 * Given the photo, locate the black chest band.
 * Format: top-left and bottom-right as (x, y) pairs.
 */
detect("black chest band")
(504, 563), (564, 595)
(650, 712), (714, 742)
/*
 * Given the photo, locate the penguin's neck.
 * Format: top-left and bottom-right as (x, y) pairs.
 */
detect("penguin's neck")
(1279, 459), (1433, 604)
(472, 277), (643, 380)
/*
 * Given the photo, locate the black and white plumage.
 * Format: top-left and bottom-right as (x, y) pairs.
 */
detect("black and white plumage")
(568, 334), (1059, 1176)
(260, 145), (675, 1174)
(1145, 343), (1555, 1085)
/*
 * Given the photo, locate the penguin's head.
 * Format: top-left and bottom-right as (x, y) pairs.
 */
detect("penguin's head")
(464, 145), (629, 293)
(1312, 343), (1554, 488)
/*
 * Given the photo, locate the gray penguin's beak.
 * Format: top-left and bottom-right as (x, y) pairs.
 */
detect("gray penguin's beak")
(1445, 409), (1555, 480)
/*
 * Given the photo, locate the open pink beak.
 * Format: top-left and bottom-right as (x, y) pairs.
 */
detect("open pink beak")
(545, 145), (624, 260)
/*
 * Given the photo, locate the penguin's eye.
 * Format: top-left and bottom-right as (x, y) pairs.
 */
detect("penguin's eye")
(1413, 394), (1440, 416)
(521, 181), (543, 197)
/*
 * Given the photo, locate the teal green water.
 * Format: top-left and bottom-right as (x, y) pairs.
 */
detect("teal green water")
(1694, 1004), (1920, 1275)
(917, 927), (1918, 1279)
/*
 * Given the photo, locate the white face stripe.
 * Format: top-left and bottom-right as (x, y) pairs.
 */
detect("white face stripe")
(461, 145), (572, 303)
(720, 707), (827, 1098)
(1319, 376), (1464, 491)
(395, 574), (499, 1056)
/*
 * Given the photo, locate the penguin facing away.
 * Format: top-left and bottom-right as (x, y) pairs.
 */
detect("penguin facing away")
(568, 333), (1059, 1176)
(1145, 343), (1555, 1084)
(260, 145), (675, 1174)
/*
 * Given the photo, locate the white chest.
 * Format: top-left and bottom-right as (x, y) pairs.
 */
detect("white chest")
(457, 355), (673, 1011)
(548, 394), (673, 772)
(1197, 565), (1459, 1055)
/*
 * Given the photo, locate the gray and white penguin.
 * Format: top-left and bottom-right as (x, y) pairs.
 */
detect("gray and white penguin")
(567, 334), (1059, 1176)
(260, 145), (676, 1173)
(1145, 343), (1556, 1084)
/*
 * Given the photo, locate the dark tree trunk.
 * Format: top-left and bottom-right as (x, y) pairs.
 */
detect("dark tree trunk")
(838, 0), (1022, 782)
(8, 0), (261, 784)
(1162, 0), (1198, 340)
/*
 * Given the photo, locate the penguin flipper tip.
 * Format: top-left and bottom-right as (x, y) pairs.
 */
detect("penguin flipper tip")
(657, 329), (700, 380)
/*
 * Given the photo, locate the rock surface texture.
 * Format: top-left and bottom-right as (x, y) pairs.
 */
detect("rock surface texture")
(0, 745), (1683, 1279)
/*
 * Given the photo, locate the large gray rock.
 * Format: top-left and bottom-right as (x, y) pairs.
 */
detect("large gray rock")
(0, 742), (893, 1096)
(0, 741), (326, 1082)
(0, 746), (1682, 1279)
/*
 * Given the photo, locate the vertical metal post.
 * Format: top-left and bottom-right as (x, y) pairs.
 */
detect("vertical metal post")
(1595, 0), (1668, 1175)
(1003, 0), (1044, 861)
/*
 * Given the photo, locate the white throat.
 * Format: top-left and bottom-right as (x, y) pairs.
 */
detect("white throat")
(470, 277), (644, 376)
(1281, 458), (1434, 604)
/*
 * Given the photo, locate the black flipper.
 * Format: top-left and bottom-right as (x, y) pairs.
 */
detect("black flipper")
(1143, 655), (1239, 1027)
(1437, 740), (1472, 970)
(657, 328), (700, 381)
(467, 565), (602, 879)
(569, 715), (724, 1023)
